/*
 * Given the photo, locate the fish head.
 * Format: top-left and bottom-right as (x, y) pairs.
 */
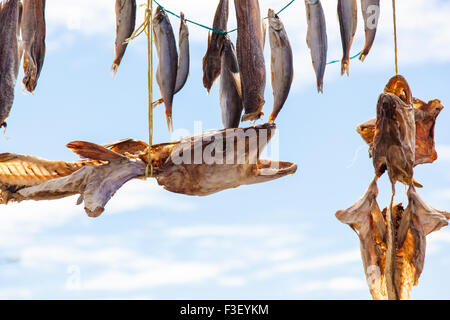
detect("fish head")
(156, 123), (297, 195)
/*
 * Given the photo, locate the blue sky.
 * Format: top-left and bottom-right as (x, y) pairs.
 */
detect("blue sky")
(1, 0), (450, 299)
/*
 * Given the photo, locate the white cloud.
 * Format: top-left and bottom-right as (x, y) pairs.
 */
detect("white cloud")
(256, 249), (361, 279)
(0, 288), (33, 299)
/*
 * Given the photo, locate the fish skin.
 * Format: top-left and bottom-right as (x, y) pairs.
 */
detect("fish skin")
(219, 36), (243, 129)
(111, 0), (136, 76)
(268, 9), (293, 123)
(234, 0), (266, 122)
(338, 0), (357, 76)
(202, 0), (228, 93)
(360, 0), (380, 61)
(153, 6), (178, 132)
(174, 12), (189, 94)
(305, 0), (327, 93)
(0, 0), (20, 128)
(21, 0), (46, 93)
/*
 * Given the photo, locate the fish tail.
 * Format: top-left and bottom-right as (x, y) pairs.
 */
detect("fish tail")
(316, 81), (324, 94)
(359, 48), (370, 62)
(268, 115), (276, 124)
(165, 113), (173, 132)
(241, 111), (264, 122)
(341, 59), (350, 76)
(110, 63), (119, 78)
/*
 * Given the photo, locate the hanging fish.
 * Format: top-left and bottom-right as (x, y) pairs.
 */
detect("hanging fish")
(111, 0), (136, 76)
(219, 36), (243, 129)
(338, 0), (357, 76)
(0, 0), (20, 128)
(305, 0), (327, 93)
(153, 6), (178, 132)
(174, 12), (189, 94)
(359, 0), (380, 61)
(234, 0), (266, 122)
(21, 0), (46, 93)
(202, 0), (228, 93)
(268, 9), (293, 123)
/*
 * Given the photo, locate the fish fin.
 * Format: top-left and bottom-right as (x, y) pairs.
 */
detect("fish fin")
(67, 141), (125, 161)
(413, 179), (423, 188)
(152, 98), (164, 108)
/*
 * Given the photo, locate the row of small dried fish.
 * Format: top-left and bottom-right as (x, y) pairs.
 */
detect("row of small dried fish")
(203, 0), (294, 129)
(0, 0), (46, 128)
(304, 0), (380, 92)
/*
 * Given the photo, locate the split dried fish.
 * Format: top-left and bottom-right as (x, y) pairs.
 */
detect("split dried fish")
(305, 0), (327, 93)
(360, 0), (380, 61)
(21, 0), (46, 93)
(0, 123), (297, 216)
(268, 9), (293, 123)
(202, 0), (228, 92)
(338, 0), (357, 75)
(153, 6), (178, 132)
(219, 36), (243, 128)
(0, 0), (20, 128)
(234, 0), (266, 121)
(111, 0), (136, 76)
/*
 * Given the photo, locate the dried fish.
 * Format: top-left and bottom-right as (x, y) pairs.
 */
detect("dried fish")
(1, 123), (297, 215)
(0, 0), (20, 128)
(21, 0), (46, 93)
(219, 36), (243, 128)
(360, 0), (380, 61)
(202, 0), (228, 92)
(174, 12), (189, 94)
(111, 0), (136, 76)
(153, 6), (178, 132)
(305, 0), (327, 93)
(338, 0), (357, 75)
(234, 0), (266, 121)
(268, 9), (293, 123)
(372, 92), (415, 186)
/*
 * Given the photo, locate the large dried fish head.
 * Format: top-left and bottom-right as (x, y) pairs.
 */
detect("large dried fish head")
(155, 123), (297, 196)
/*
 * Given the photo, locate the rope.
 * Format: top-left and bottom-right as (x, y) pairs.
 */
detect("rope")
(326, 51), (362, 65)
(392, 0), (399, 74)
(146, 0), (154, 178)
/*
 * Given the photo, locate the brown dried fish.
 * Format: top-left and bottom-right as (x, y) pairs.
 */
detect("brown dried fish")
(0, 0), (20, 128)
(1, 123), (297, 215)
(234, 0), (266, 121)
(153, 6), (178, 132)
(338, 0), (357, 76)
(372, 92), (415, 186)
(202, 0), (228, 92)
(111, 0), (136, 76)
(21, 0), (46, 93)
(357, 77), (443, 168)
(336, 181), (449, 300)
(268, 9), (293, 123)
(360, 0), (380, 61)
(219, 36), (243, 128)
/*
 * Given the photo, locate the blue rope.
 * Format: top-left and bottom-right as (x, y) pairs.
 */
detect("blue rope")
(327, 51), (362, 65)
